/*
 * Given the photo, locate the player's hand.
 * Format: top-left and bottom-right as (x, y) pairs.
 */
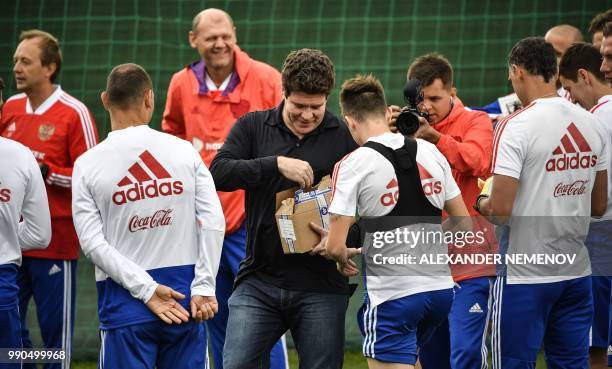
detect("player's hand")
(337, 249), (361, 277)
(309, 222), (330, 258)
(414, 117), (441, 144)
(190, 295), (218, 323)
(387, 105), (402, 133)
(277, 156), (314, 189)
(145, 284), (189, 324)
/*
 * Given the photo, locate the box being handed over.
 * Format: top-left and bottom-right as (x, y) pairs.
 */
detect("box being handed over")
(275, 176), (332, 254)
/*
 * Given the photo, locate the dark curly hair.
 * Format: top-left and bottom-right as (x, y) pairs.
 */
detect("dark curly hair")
(509, 37), (557, 83)
(281, 48), (335, 96)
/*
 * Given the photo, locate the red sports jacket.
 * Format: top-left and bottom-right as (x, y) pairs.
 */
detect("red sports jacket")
(434, 97), (497, 281)
(1, 86), (98, 260)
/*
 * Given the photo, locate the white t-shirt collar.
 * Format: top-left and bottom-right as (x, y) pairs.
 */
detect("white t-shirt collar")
(205, 72), (233, 91)
(26, 85), (63, 115)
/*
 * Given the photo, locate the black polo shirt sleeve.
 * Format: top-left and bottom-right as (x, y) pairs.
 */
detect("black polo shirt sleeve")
(210, 113), (279, 191)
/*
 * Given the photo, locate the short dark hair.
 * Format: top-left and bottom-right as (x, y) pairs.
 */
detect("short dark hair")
(589, 9), (612, 34)
(559, 42), (605, 82)
(282, 48), (335, 96)
(407, 53), (453, 89)
(105, 63), (153, 110)
(20, 29), (62, 83)
(340, 74), (387, 123)
(604, 21), (612, 37)
(509, 37), (557, 83)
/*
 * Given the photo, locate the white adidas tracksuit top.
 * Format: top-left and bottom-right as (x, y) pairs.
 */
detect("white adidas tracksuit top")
(72, 125), (225, 329)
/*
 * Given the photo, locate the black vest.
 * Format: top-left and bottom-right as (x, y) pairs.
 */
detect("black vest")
(347, 138), (442, 247)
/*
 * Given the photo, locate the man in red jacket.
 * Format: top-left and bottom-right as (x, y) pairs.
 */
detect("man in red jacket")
(0, 29), (98, 369)
(402, 53), (496, 369)
(161, 8), (287, 369)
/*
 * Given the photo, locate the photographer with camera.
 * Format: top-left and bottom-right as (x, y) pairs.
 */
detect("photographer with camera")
(391, 53), (496, 369)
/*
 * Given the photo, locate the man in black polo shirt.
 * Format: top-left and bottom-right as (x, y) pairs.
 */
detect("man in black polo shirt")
(211, 48), (358, 369)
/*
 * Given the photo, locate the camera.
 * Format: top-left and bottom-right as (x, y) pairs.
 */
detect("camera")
(395, 79), (430, 136)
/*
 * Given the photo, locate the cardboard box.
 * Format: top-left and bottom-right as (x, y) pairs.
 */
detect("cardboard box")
(275, 176), (332, 254)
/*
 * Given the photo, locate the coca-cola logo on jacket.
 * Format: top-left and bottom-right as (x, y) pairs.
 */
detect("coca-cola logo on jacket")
(128, 209), (173, 232)
(553, 180), (589, 198)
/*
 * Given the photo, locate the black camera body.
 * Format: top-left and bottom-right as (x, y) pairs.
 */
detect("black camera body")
(395, 79), (430, 136)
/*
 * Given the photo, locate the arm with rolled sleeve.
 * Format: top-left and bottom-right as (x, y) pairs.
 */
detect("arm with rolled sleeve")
(210, 114), (279, 191)
(71, 160), (158, 303)
(436, 112), (493, 178)
(191, 153), (226, 297)
(19, 151), (51, 250)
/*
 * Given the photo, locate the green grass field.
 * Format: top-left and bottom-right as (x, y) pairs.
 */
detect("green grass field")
(71, 349), (549, 368)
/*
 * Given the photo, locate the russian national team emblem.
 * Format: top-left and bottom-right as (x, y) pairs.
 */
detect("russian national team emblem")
(38, 123), (55, 141)
(546, 122), (597, 172)
(113, 150), (183, 205)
